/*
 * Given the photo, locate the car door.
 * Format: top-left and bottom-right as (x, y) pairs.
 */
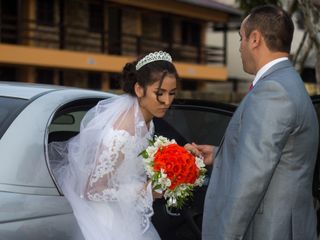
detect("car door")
(48, 97), (236, 240)
(46, 95), (320, 239)
(311, 95), (320, 236)
(153, 96), (320, 240)
(45, 97), (106, 240)
(152, 99), (236, 240)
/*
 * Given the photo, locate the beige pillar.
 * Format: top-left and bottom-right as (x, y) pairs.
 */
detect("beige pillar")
(22, 0), (36, 46)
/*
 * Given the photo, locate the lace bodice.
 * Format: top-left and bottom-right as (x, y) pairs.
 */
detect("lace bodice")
(85, 124), (155, 232)
(86, 129), (137, 201)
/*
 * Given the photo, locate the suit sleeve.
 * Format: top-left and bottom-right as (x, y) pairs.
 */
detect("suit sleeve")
(223, 80), (296, 237)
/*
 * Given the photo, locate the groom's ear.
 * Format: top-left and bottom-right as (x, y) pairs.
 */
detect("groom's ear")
(249, 30), (261, 49)
(134, 82), (144, 98)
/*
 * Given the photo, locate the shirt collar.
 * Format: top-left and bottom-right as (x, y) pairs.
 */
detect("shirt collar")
(252, 57), (288, 86)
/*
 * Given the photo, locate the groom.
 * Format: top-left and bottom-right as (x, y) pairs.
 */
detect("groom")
(196, 5), (319, 240)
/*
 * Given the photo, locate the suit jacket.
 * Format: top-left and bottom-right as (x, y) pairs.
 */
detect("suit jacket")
(202, 60), (319, 240)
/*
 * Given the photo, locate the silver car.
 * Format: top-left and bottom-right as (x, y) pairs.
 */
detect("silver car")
(0, 82), (112, 239)
(1, 82), (319, 240)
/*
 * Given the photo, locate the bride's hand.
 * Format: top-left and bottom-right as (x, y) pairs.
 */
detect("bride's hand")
(152, 190), (163, 200)
(144, 181), (163, 200)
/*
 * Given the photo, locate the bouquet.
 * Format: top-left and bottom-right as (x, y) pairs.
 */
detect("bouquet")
(140, 135), (206, 209)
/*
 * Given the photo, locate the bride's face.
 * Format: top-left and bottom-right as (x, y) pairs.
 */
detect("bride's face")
(137, 74), (177, 123)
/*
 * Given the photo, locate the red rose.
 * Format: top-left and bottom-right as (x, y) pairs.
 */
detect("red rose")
(153, 143), (199, 190)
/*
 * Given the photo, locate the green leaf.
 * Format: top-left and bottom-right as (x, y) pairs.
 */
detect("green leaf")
(138, 150), (149, 158)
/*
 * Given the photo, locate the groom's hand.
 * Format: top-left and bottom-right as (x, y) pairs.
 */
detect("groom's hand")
(184, 143), (202, 156)
(190, 143), (215, 166)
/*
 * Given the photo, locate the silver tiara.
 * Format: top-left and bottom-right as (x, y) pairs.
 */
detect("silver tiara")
(136, 51), (172, 70)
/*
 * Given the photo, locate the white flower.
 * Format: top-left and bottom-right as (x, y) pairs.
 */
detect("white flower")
(194, 175), (205, 186)
(167, 196), (177, 207)
(154, 136), (168, 147)
(146, 146), (157, 157)
(158, 169), (171, 188)
(159, 176), (171, 188)
(195, 156), (205, 169)
(154, 188), (163, 194)
(145, 165), (154, 176)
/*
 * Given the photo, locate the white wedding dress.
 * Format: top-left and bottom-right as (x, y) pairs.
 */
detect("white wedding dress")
(49, 94), (160, 240)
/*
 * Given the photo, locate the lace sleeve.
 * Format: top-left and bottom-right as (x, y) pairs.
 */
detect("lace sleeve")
(85, 129), (131, 201)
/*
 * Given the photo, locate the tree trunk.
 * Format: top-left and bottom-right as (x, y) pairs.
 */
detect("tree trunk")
(298, 0), (320, 93)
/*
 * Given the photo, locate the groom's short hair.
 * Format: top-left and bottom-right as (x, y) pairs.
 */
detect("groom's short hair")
(244, 5), (294, 53)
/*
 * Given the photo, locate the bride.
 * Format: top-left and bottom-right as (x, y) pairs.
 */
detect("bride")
(49, 51), (178, 240)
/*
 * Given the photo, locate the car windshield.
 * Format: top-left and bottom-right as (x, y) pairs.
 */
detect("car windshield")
(0, 96), (28, 139)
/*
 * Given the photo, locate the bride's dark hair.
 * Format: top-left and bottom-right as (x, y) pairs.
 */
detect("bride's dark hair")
(121, 54), (179, 98)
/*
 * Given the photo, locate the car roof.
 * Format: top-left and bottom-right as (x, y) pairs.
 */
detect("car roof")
(0, 81), (100, 99)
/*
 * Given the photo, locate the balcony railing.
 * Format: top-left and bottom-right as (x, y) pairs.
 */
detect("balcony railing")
(0, 16), (226, 65)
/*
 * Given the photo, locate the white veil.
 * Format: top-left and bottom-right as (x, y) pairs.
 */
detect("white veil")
(49, 94), (159, 240)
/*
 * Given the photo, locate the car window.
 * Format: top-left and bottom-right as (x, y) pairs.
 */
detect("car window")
(312, 96), (320, 200)
(47, 99), (104, 143)
(49, 111), (87, 133)
(155, 103), (234, 146)
(0, 96), (28, 139)
(152, 102), (234, 239)
(46, 98), (105, 194)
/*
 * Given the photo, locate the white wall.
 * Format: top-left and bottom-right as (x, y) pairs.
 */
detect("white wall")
(206, 28), (253, 81)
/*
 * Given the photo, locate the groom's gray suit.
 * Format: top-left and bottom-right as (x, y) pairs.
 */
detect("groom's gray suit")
(202, 60), (319, 240)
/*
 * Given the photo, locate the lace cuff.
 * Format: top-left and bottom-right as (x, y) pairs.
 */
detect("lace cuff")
(136, 182), (154, 232)
(87, 188), (118, 201)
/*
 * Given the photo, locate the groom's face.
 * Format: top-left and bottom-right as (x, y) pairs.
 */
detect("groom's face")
(239, 17), (255, 75)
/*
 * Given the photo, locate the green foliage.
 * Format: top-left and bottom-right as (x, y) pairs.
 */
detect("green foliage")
(139, 149), (149, 158)
(236, 0), (282, 15)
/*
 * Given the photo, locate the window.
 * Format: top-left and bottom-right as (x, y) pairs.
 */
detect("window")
(36, 69), (54, 84)
(0, 0), (18, 43)
(161, 16), (173, 42)
(108, 7), (122, 54)
(48, 99), (105, 142)
(0, 67), (16, 81)
(181, 21), (200, 46)
(36, 0), (54, 26)
(1, 0), (17, 15)
(88, 72), (101, 90)
(0, 96), (28, 139)
(156, 106), (231, 146)
(180, 80), (197, 91)
(89, 3), (103, 33)
(109, 73), (121, 90)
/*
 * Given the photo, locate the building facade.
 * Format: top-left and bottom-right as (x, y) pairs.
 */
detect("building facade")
(0, 0), (241, 98)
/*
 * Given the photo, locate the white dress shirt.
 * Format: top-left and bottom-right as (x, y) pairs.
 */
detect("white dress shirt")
(252, 57), (288, 87)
